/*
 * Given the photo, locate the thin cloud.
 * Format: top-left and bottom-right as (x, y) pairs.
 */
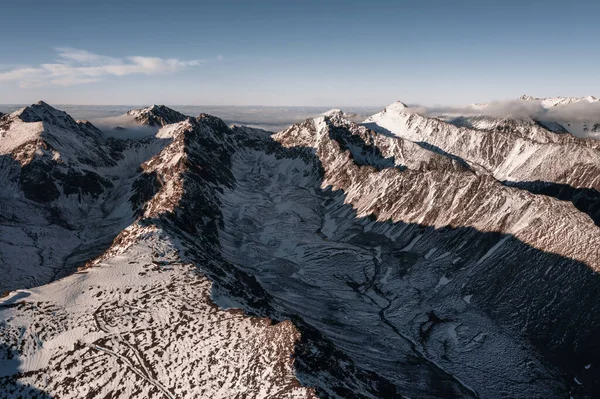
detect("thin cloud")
(0, 47), (203, 88)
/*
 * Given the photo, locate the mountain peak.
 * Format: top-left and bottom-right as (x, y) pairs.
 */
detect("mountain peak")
(320, 109), (348, 121)
(153, 114), (232, 143)
(10, 101), (103, 140)
(127, 105), (189, 127)
(519, 95), (537, 101)
(321, 109), (344, 117)
(519, 95), (600, 107)
(362, 101), (416, 130)
(384, 101), (409, 113)
(15, 101), (67, 123)
(0, 102), (111, 167)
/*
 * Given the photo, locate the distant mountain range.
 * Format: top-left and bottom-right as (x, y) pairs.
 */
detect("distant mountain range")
(1, 98), (600, 398)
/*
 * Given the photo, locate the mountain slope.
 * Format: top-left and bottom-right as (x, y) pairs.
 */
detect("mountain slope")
(365, 102), (600, 225)
(0, 103), (179, 293)
(0, 224), (316, 399)
(0, 101), (111, 166)
(440, 114), (570, 139)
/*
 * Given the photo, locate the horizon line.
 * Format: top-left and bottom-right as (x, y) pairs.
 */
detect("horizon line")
(0, 102), (387, 108)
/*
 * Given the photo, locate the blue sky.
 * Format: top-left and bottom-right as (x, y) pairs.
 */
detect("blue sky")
(0, 0), (599, 106)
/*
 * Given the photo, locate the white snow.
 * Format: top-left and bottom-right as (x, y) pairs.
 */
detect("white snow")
(0, 225), (314, 398)
(0, 119), (44, 155)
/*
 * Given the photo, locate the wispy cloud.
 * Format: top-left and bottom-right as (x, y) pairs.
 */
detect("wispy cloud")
(414, 99), (600, 125)
(0, 47), (203, 88)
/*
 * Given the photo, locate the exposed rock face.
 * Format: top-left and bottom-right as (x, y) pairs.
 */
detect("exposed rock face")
(2, 102), (600, 398)
(271, 113), (600, 397)
(280, 112), (466, 172)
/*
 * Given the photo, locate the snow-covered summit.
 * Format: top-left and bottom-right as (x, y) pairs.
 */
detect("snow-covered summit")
(0, 101), (111, 166)
(362, 101), (415, 136)
(363, 101), (411, 122)
(381, 100), (409, 114)
(275, 106), (466, 173)
(14, 100), (69, 122)
(126, 104), (190, 127)
(321, 108), (346, 118)
(8, 101), (103, 138)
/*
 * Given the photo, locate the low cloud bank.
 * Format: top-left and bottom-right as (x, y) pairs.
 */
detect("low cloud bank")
(404, 99), (600, 138)
(85, 105), (381, 137)
(91, 114), (160, 139)
(177, 105), (380, 132)
(408, 100), (599, 121)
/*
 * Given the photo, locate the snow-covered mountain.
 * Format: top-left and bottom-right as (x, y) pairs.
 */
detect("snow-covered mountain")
(456, 95), (600, 139)
(519, 94), (600, 107)
(126, 104), (190, 127)
(2, 101), (600, 398)
(365, 101), (600, 183)
(365, 101), (600, 226)
(441, 114), (570, 138)
(519, 95), (600, 138)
